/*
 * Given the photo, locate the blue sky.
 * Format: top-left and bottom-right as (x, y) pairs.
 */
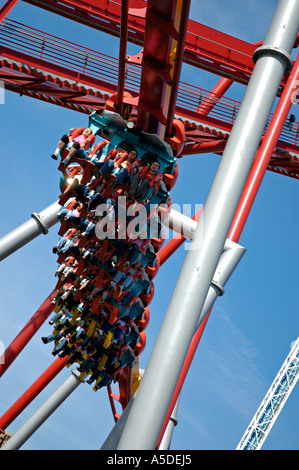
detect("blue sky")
(0, 0), (298, 450)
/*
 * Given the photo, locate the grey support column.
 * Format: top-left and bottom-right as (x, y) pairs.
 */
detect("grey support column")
(1, 369), (84, 450)
(0, 201), (60, 261)
(100, 236), (245, 450)
(158, 397), (180, 450)
(115, 0), (299, 450)
(164, 208), (247, 327)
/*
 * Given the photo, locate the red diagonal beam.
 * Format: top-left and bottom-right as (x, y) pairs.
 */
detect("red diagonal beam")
(0, 291), (55, 377)
(0, 357), (67, 430)
(0, 0), (20, 22)
(116, 0), (129, 114)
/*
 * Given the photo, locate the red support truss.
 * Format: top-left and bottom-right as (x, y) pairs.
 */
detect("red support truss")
(22, 0), (297, 86)
(0, 18), (298, 177)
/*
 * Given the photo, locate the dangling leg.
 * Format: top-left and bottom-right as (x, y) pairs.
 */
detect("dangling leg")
(51, 134), (69, 160)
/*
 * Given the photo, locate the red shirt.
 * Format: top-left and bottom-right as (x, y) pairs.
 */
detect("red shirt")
(139, 165), (163, 188)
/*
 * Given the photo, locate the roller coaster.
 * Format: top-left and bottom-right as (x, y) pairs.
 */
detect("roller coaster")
(0, 0), (298, 450)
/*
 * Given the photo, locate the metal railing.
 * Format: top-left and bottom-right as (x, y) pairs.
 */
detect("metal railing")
(1, 18), (298, 146)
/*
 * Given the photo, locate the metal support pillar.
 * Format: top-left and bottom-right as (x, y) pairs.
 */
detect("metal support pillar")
(1, 369), (84, 450)
(158, 207), (203, 266)
(163, 209), (247, 327)
(0, 201), (60, 261)
(156, 315), (210, 449)
(159, 34), (299, 448)
(114, 0), (299, 449)
(158, 396), (180, 450)
(100, 233), (246, 450)
(156, 238), (246, 448)
(228, 50), (299, 243)
(116, 0), (129, 114)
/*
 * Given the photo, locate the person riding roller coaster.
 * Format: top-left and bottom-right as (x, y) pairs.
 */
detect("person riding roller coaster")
(128, 160), (163, 202)
(51, 127), (94, 162)
(45, 111), (177, 392)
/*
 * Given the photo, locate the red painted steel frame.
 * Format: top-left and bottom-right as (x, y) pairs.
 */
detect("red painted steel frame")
(0, 19), (298, 177)
(228, 52), (299, 242)
(0, 357), (67, 430)
(0, 291), (55, 377)
(156, 53), (299, 448)
(21, 0), (258, 84)
(136, 0), (191, 136)
(21, 0), (299, 84)
(116, 0), (129, 115)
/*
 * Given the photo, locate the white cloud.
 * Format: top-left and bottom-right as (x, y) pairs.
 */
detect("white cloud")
(195, 305), (266, 417)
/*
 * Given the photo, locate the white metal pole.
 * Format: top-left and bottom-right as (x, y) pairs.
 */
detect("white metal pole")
(115, 0), (299, 449)
(1, 370), (84, 450)
(158, 396), (180, 450)
(0, 201), (60, 261)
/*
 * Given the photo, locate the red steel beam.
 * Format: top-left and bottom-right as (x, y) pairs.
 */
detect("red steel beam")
(197, 77), (234, 115)
(183, 139), (227, 155)
(165, 0), (191, 136)
(21, 0), (299, 86)
(17, 0), (261, 85)
(116, 0), (129, 115)
(0, 45), (118, 96)
(0, 357), (67, 430)
(1, 19), (298, 173)
(1, 53), (298, 178)
(0, 0), (20, 22)
(0, 291), (55, 377)
(135, 0), (190, 136)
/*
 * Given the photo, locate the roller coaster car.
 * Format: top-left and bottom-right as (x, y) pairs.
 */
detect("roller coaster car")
(49, 107), (182, 394)
(146, 255), (160, 280)
(140, 281), (155, 307)
(89, 110), (176, 173)
(136, 307), (150, 332)
(132, 331), (146, 356)
(141, 246), (156, 268)
(164, 119), (186, 158)
(125, 301), (145, 322)
(133, 279), (151, 296)
(107, 294), (143, 320)
(163, 161), (179, 191)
